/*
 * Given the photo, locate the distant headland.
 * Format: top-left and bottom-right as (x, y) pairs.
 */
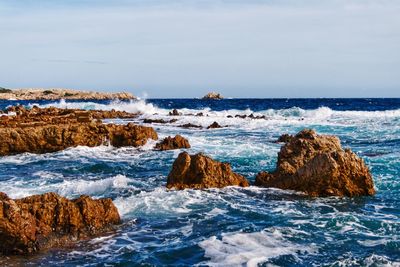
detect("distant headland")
(0, 87), (135, 100)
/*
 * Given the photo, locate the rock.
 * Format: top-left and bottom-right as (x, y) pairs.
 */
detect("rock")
(275, 133), (293, 143)
(167, 152), (249, 189)
(169, 109), (180, 116)
(143, 118), (178, 124)
(0, 192), (120, 255)
(0, 88), (135, 100)
(196, 112), (204, 117)
(179, 123), (202, 129)
(0, 107), (158, 156)
(207, 121), (222, 129)
(255, 129), (376, 197)
(202, 92), (223, 100)
(235, 114), (247, 119)
(155, 135), (191, 150)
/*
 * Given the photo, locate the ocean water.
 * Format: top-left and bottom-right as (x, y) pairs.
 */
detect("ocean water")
(0, 98), (399, 266)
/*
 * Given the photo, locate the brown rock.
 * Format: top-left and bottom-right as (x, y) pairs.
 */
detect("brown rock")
(179, 123), (202, 129)
(155, 135), (191, 151)
(207, 121), (222, 129)
(169, 109), (180, 116)
(0, 106), (156, 156)
(0, 192), (120, 255)
(275, 133), (293, 143)
(202, 92), (223, 100)
(167, 152), (249, 189)
(255, 129), (375, 197)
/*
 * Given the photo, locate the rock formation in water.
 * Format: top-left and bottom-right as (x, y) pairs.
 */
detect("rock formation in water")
(155, 135), (191, 151)
(207, 121), (223, 129)
(255, 129), (376, 197)
(202, 92), (223, 100)
(0, 192), (120, 255)
(0, 88), (134, 100)
(0, 106), (157, 156)
(167, 152), (249, 189)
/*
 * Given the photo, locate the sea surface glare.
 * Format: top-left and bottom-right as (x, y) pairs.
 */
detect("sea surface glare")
(0, 98), (399, 266)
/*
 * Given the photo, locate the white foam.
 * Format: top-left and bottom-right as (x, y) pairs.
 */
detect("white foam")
(198, 229), (313, 267)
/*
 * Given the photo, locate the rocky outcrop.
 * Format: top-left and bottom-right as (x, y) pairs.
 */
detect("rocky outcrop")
(143, 118), (178, 124)
(0, 106), (157, 156)
(207, 121), (222, 129)
(202, 92), (223, 100)
(167, 152), (249, 189)
(155, 135), (191, 151)
(255, 129), (375, 197)
(0, 192), (120, 255)
(0, 88), (134, 100)
(169, 109), (180, 116)
(179, 123), (202, 129)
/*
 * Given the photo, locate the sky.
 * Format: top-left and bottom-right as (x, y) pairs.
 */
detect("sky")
(0, 0), (399, 98)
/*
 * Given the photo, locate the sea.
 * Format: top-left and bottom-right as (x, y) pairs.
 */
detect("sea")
(0, 98), (399, 266)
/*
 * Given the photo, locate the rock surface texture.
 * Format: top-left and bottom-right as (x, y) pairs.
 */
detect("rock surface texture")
(202, 92), (223, 99)
(155, 135), (191, 151)
(0, 192), (120, 255)
(167, 152), (249, 189)
(0, 88), (134, 100)
(0, 106), (157, 156)
(255, 129), (376, 197)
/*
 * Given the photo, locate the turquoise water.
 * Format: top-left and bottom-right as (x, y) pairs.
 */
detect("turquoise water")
(0, 99), (399, 266)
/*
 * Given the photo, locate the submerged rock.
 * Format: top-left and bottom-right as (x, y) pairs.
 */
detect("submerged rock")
(255, 129), (375, 197)
(167, 152), (249, 189)
(155, 135), (191, 150)
(0, 192), (120, 255)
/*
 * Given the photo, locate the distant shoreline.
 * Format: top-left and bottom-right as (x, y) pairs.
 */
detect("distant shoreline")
(0, 88), (135, 100)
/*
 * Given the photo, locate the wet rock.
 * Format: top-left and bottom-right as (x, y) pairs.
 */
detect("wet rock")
(255, 129), (375, 197)
(202, 92), (223, 100)
(196, 112), (204, 117)
(235, 114), (247, 119)
(167, 152), (249, 189)
(227, 115), (233, 118)
(169, 109), (180, 116)
(0, 192), (120, 255)
(207, 121), (223, 129)
(155, 135), (191, 150)
(275, 133), (293, 143)
(179, 123), (202, 129)
(143, 118), (178, 124)
(0, 106), (156, 156)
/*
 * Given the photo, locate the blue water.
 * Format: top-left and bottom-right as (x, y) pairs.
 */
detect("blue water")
(1, 98), (399, 266)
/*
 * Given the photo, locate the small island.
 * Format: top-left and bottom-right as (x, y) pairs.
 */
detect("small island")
(202, 92), (223, 100)
(0, 87), (135, 100)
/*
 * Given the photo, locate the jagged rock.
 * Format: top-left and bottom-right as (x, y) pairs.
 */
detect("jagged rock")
(179, 123), (202, 129)
(143, 118), (178, 124)
(0, 106), (156, 155)
(207, 121), (222, 129)
(167, 152), (249, 189)
(202, 92), (223, 100)
(255, 129), (376, 197)
(275, 133), (293, 143)
(0, 192), (120, 255)
(169, 109), (180, 116)
(155, 135), (191, 151)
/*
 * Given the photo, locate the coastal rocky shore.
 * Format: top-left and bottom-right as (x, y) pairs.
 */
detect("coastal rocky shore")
(0, 88), (134, 100)
(0, 106), (157, 156)
(0, 192), (120, 255)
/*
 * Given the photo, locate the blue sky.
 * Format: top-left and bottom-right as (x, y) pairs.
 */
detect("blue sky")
(0, 0), (399, 98)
